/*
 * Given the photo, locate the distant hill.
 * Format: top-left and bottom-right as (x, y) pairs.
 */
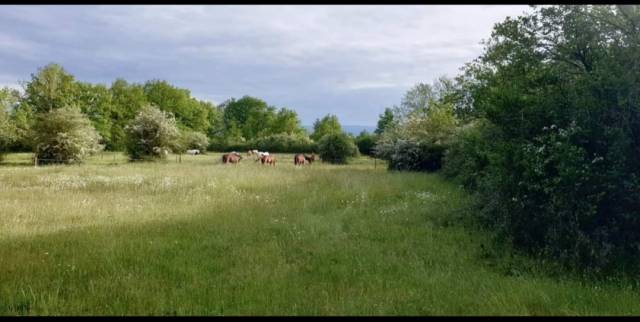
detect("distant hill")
(303, 125), (376, 136)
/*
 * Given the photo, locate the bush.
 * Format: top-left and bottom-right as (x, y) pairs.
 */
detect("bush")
(355, 131), (376, 156)
(317, 132), (358, 164)
(452, 6), (640, 272)
(177, 130), (209, 153)
(442, 119), (497, 189)
(375, 137), (445, 172)
(125, 104), (180, 160)
(32, 106), (103, 164)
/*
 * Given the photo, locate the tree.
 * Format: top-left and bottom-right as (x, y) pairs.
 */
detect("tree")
(0, 107), (16, 161)
(143, 80), (210, 132)
(317, 132), (358, 164)
(109, 79), (148, 151)
(355, 130), (376, 156)
(125, 104), (180, 160)
(76, 82), (113, 148)
(375, 108), (395, 135)
(221, 96), (273, 140)
(451, 5), (640, 271)
(32, 106), (103, 164)
(270, 108), (305, 136)
(311, 114), (343, 141)
(180, 130), (210, 152)
(23, 63), (77, 113)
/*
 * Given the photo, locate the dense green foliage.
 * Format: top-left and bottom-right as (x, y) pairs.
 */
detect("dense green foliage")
(1, 65), (316, 155)
(375, 108), (394, 135)
(370, 5), (640, 273)
(32, 106), (103, 164)
(375, 80), (459, 171)
(355, 131), (376, 156)
(311, 114), (343, 141)
(124, 105), (180, 160)
(437, 5), (640, 272)
(317, 132), (358, 164)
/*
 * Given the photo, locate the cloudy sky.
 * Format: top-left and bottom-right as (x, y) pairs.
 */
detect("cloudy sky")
(0, 5), (531, 126)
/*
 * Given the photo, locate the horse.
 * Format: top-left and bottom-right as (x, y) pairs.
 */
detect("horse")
(247, 149), (258, 156)
(294, 154), (306, 166)
(186, 149), (200, 155)
(260, 155), (276, 166)
(255, 151), (269, 162)
(222, 153), (242, 164)
(304, 153), (316, 164)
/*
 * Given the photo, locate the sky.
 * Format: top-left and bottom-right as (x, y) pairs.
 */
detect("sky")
(0, 5), (531, 126)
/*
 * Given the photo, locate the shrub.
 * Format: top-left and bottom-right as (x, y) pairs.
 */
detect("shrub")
(179, 130), (209, 153)
(375, 137), (445, 172)
(317, 132), (358, 164)
(355, 131), (376, 156)
(442, 119), (497, 189)
(125, 104), (180, 160)
(32, 106), (103, 164)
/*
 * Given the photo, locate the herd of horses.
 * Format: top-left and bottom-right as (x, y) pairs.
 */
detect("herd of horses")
(220, 150), (317, 166)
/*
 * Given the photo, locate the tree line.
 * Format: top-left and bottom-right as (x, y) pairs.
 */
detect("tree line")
(0, 64), (361, 162)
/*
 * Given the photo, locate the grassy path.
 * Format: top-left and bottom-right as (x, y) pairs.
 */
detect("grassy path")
(1, 152), (639, 315)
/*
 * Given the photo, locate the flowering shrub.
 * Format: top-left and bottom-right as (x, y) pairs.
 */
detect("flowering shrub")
(32, 106), (103, 164)
(125, 104), (180, 160)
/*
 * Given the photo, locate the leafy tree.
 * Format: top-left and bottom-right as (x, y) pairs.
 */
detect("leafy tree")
(23, 63), (77, 113)
(221, 96), (274, 140)
(32, 106), (103, 164)
(0, 107), (16, 161)
(180, 130), (210, 152)
(317, 132), (358, 164)
(375, 78), (459, 171)
(311, 114), (343, 141)
(76, 82), (113, 148)
(0, 87), (20, 156)
(355, 130), (376, 156)
(375, 108), (395, 135)
(452, 5), (640, 271)
(109, 79), (148, 150)
(270, 108), (305, 136)
(143, 80), (209, 132)
(125, 104), (180, 160)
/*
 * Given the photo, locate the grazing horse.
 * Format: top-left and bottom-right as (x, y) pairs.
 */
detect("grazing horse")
(260, 155), (276, 166)
(254, 151), (269, 162)
(186, 149), (200, 155)
(294, 154), (306, 166)
(222, 153), (242, 164)
(304, 153), (316, 164)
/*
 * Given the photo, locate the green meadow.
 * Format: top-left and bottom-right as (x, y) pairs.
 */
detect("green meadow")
(1, 152), (639, 315)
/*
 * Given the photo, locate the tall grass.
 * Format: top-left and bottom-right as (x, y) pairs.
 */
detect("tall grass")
(1, 152), (639, 315)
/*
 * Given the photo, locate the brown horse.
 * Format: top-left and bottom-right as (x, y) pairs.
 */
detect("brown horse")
(222, 153), (242, 164)
(294, 154), (305, 166)
(260, 155), (276, 166)
(304, 153), (316, 164)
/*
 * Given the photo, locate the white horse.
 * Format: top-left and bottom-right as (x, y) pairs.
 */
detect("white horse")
(186, 149), (200, 155)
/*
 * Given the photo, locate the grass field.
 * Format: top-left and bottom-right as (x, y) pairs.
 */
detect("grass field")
(1, 152), (640, 315)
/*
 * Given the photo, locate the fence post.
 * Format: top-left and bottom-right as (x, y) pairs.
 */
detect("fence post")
(374, 157), (376, 169)
(34, 155), (38, 168)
